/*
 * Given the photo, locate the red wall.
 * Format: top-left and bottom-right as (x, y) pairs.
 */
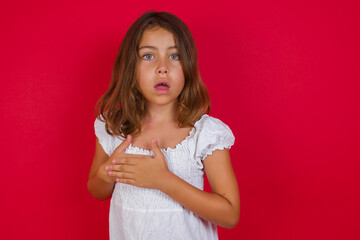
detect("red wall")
(1, 0), (359, 239)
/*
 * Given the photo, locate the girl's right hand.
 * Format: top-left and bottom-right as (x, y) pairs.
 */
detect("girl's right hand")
(97, 135), (132, 184)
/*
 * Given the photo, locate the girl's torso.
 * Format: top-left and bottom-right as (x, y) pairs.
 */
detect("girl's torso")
(94, 114), (235, 240)
(111, 122), (213, 239)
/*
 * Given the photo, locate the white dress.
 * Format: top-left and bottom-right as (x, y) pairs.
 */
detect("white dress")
(94, 114), (235, 240)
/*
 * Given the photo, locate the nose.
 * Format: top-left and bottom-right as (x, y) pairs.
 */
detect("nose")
(157, 68), (168, 74)
(156, 59), (168, 74)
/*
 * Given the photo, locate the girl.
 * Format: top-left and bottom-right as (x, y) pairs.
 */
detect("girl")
(87, 11), (240, 240)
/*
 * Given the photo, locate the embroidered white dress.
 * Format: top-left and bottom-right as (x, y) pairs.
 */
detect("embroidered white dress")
(94, 114), (235, 240)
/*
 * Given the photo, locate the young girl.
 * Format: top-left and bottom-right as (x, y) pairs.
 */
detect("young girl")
(87, 11), (240, 240)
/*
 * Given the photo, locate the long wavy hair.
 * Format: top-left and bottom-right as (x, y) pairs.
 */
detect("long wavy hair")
(95, 11), (210, 138)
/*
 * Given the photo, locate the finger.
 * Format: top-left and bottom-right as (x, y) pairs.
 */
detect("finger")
(107, 164), (135, 173)
(110, 155), (145, 167)
(115, 154), (148, 159)
(106, 155), (144, 171)
(151, 138), (163, 157)
(113, 135), (132, 154)
(112, 157), (139, 165)
(116, 178), (136, 185)
(109, 171), (135, 180)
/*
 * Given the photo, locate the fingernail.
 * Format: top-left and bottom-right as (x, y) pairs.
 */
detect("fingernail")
(152, 138), (157, 144)
(105, 165), (110, 170)
(112, 159), (116, 163)
(108, 171), (113, 175)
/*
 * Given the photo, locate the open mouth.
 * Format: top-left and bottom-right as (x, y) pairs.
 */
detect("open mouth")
(155, 82), (170, 89)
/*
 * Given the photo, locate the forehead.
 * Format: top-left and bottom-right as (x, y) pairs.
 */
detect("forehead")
(139, 28), (176, 49)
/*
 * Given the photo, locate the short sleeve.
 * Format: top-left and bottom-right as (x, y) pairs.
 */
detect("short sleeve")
(195, 115), (235, 161)
(94, 117), (115, 156)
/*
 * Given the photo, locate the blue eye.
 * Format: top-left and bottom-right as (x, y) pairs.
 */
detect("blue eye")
(142, 54), (154, 60)
(170, 54), (180, 60)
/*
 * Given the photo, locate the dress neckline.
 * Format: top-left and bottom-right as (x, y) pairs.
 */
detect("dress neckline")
(128, 114), (208, 154)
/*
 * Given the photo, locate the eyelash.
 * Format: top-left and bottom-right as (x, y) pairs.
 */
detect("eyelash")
(142, 54), (154, 60)
(141, 53), (180, 60)
(170, 54), (180, 60)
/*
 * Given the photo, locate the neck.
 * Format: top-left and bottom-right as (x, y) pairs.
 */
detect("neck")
(143, 102), (177, 125)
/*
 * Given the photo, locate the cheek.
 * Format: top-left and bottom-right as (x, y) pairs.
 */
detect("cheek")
(179, 69), (185, 87)
(138, 61), (152, 73)
(136, 67), (146, 92)
(137, 64), (150, 82)
(137, 64), (144, 77)
(173, 63), (184, 78)
(177, 73), (185, 92)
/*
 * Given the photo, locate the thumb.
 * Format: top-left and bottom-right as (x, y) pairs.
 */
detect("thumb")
(151, 138), (163, 157)
(114, 134), (132, 153)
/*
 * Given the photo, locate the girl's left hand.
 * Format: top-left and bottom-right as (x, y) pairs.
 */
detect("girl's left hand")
(106, 138), (171, 189)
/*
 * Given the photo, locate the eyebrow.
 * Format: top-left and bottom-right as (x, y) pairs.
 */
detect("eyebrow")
(138, 46), (178, 50)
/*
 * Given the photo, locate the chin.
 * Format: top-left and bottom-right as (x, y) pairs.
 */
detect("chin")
(148, 98), (177, 106)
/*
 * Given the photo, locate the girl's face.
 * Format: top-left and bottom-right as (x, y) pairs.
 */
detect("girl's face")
(137, 27), (185, 109)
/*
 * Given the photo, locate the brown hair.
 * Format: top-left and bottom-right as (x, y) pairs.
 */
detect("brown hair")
(95, 10), (210, 138)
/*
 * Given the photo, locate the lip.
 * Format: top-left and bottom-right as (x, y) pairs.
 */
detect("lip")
(154, 79), (170, 94)
(154, 79), (170, 88)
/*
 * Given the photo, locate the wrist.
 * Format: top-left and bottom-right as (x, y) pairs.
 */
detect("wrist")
(157, 170), (177, 193)
(96, 166), (115, 185)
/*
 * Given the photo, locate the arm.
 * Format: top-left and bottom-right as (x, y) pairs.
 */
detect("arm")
(160, 149), (240, 229)
(87, 136), (131, 200)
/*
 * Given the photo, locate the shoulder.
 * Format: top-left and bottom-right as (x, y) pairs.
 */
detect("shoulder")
(195, 114), (234, 135)
(94, 116), (124, 156)
(94, 116), (112, 138)
(194, 114), (235, 161)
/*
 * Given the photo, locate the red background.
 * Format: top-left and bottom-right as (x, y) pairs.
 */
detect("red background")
(1, 0), (359, 239)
